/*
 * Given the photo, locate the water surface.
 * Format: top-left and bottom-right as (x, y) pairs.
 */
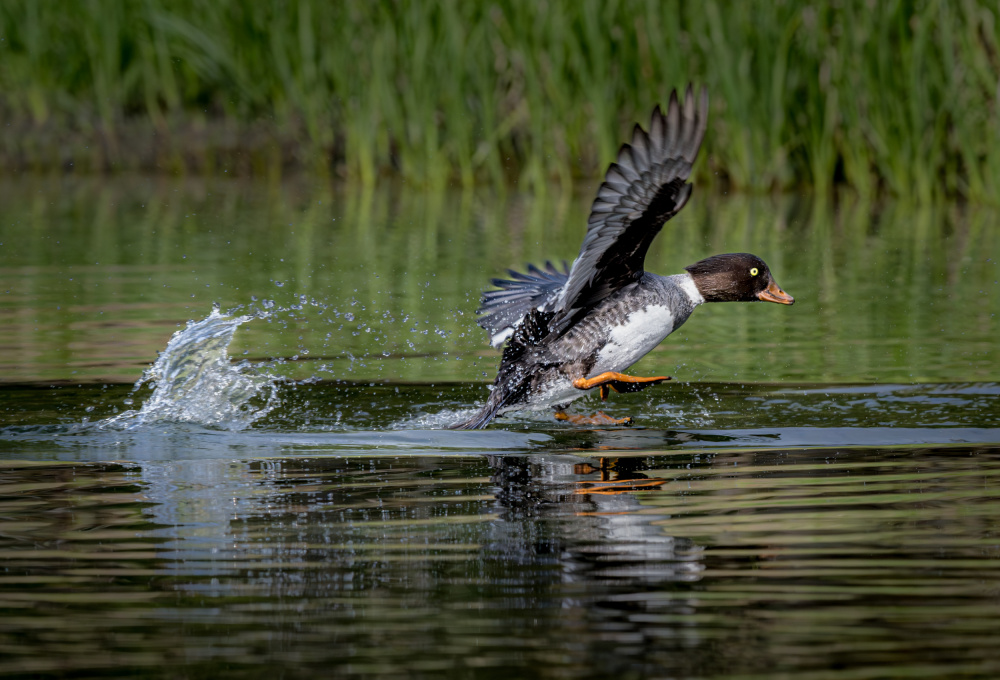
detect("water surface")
(2, 178), (998, 384)
(1, 178), (999, 678)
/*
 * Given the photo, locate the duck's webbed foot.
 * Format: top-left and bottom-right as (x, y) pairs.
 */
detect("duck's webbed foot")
(572, 372), (671, 401)
(554, 411), (633, 426)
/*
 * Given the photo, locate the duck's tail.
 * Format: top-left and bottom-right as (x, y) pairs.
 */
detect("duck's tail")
(450, 312), (550, 430)
(448, 400), (502, 430)
(447, 385), (508, 430)
(448, 362), (535, 430)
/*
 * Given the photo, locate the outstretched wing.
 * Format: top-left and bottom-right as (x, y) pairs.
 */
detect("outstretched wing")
(476, 261), (569, 347)
(554, 85), (709, 320)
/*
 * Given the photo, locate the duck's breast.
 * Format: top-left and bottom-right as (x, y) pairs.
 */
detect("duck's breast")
(591, 303), (678, 375)
(587, 273), (701, 375)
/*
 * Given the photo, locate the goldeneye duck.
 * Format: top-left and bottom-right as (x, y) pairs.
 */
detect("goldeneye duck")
(451, 85), (793, 430)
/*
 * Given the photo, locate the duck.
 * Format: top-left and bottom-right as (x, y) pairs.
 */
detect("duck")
(451, 85), (794, 430)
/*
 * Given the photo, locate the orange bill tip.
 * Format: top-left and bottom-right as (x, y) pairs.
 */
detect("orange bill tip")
(758, 281), (795, 305)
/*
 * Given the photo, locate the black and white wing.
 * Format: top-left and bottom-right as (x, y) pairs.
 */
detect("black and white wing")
(553, 85), (709, 325)
(475, 261), (569, 347)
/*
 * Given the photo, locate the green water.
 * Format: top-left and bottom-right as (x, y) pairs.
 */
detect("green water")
(3, 178), (998, 386)
(2, 178), (1000, 678)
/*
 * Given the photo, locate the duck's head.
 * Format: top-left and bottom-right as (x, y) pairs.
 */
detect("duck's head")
(685, 253), (794, 305)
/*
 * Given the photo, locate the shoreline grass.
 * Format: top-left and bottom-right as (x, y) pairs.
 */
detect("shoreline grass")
(0, 0), (998, 200)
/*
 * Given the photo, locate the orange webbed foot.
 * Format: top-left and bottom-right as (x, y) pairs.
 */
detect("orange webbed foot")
(572, 371), (671, 397)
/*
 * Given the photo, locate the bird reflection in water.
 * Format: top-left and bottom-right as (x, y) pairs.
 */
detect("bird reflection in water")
(485, 454), (705, 584)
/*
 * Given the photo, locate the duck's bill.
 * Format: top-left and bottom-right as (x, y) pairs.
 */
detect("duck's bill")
(758, 281), (795, 305)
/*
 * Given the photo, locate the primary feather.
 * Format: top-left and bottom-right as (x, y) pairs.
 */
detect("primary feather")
(553, 85), (708, 330)
(476, 85), (709, 348)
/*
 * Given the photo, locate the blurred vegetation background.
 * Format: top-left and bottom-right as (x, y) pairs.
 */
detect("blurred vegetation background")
(1, 0), (998, 200)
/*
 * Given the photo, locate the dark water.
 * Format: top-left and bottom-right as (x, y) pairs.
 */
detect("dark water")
(2, 178), (1000, 678)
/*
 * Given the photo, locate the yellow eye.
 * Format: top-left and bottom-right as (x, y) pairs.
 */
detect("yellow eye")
(750, 267), (759, 276)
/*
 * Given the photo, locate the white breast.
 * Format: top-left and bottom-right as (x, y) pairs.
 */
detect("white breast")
(592, 304), (676, 375)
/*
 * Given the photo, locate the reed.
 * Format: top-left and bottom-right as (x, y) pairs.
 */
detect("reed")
(0, 0), (997, 200)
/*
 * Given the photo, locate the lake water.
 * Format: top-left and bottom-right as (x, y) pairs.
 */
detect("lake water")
(2, 177), (1000, 678)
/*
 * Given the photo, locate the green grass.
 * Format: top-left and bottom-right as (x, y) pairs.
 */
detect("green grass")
(0, 0), (998, 200)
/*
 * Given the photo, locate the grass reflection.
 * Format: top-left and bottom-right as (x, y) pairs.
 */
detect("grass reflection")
(0, 178), (997, 385)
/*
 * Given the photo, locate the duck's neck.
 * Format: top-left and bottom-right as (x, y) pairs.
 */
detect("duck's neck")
(675, 272), (705, 306)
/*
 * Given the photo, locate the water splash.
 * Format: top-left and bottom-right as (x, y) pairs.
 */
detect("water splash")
(98, 307), (280, 431)
(82, 292), (478, 433)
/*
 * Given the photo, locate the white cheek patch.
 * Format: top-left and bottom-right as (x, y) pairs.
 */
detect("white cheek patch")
(678, 273), (705, 305)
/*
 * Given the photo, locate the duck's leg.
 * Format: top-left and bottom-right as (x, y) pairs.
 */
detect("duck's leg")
(573, 371), (671, 397)
(552, 373), (669, 426)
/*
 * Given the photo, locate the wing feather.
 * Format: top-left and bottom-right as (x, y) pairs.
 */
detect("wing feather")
(476, 261), (570, 347)
(553, 85), (709, 324)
